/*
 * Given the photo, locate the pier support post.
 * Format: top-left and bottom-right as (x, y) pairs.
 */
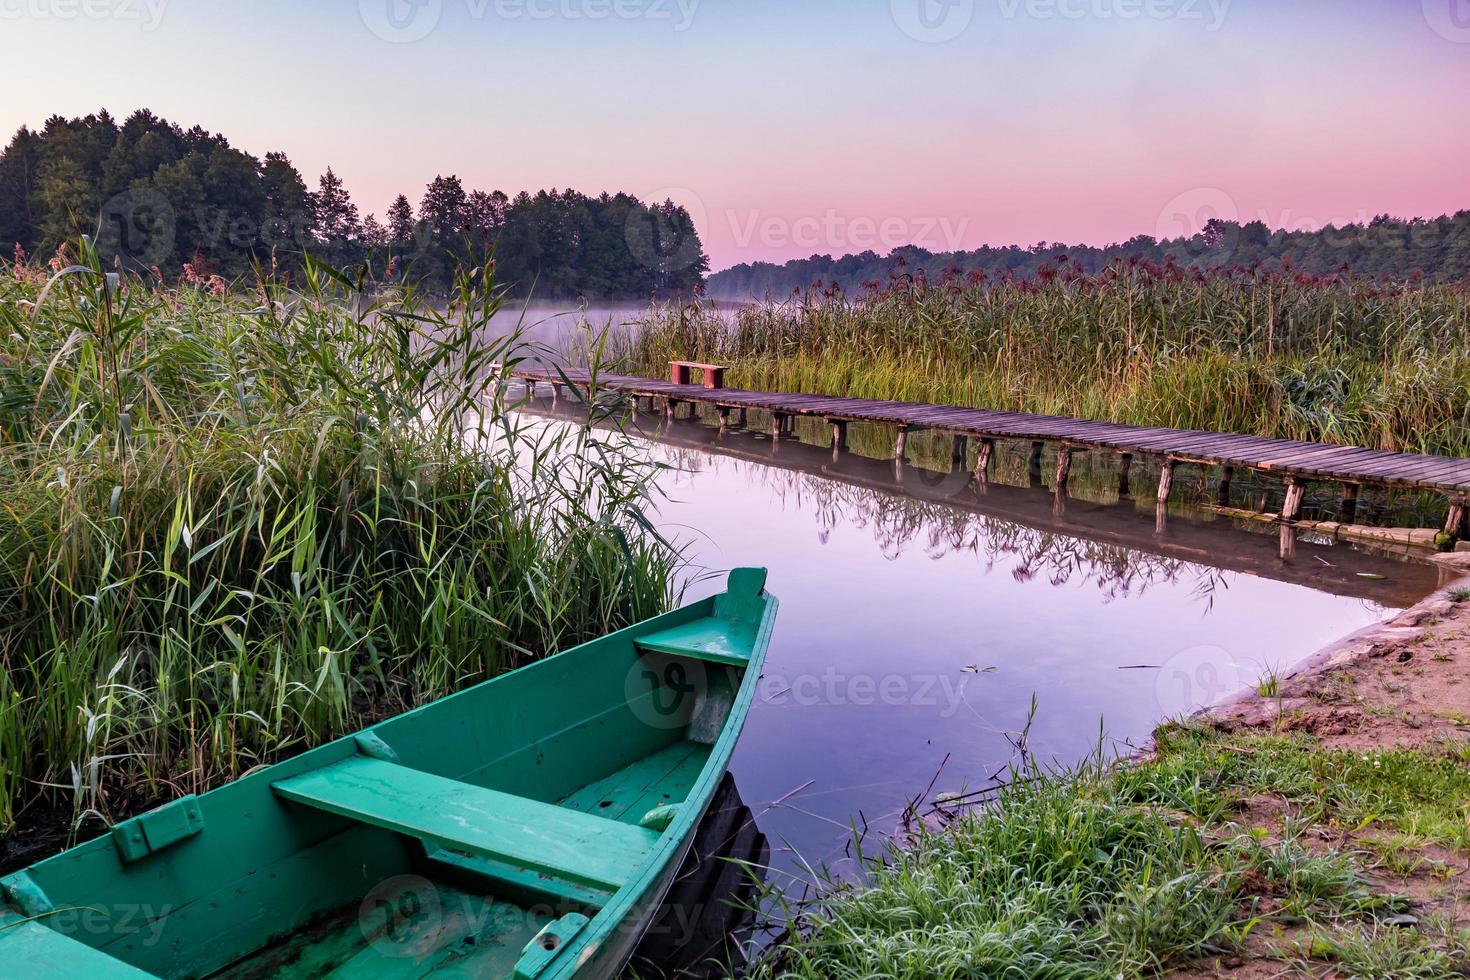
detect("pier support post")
(1341, 483), (1360, 523)
(1117, 453), (1133, 497)
(718, 406), (730, 433)
(735, 407), (747, 428)
(829, 419), (848, 452)
(664, 398), (676, 423)
(1280, 477), (1306, 524)
(771, 413), (786, 441)
(550, 383), (559, 405)
(975, 438), (994, 483)
(1446, 495), (1468, 539)
(1028, 442), (1045, 488)
(894, 426), (909, 463)
(1156, 458), (1176, 504)
(1054, 447), (1073, 490)
(1216, 466), (1233, 507)
(525, 381), (536, 399)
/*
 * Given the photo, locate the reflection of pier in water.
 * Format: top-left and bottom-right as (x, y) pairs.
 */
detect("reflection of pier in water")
(520, 395), (1440, 607)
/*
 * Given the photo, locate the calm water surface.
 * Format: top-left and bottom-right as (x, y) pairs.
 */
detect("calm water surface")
(529, 403), (1439, 885)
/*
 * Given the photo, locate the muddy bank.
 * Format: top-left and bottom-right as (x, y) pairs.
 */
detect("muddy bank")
(1198, 552), (1470, 751)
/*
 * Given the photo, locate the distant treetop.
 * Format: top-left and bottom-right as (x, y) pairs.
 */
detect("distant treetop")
(0, 109), (709, 298)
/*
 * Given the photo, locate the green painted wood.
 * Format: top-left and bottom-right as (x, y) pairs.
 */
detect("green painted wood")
(0, 910), (154, 978)
(109, 795), (204, 863)
(558, 741), (711, 825)
(273, 756), (662, 893)
(514, 914), (590, 979)
(424, 846), (614, 907)
(539, 573), (780, 980)
(0, 568), (778, 980)
(635, 619), (755, 665)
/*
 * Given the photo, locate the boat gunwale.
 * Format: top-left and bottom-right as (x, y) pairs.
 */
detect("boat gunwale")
(542, 580), (780, 979)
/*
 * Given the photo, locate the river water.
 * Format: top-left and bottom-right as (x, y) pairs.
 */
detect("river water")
(517, 394), (1441, 894)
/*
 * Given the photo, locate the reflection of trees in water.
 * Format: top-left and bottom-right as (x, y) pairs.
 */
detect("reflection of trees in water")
(659, 447), (1228, 604)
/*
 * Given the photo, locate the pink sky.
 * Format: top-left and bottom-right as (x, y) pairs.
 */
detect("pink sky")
(2, 0), (1467, 269)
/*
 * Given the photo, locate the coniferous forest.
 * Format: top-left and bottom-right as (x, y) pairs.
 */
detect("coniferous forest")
(0, 109), (709, 298)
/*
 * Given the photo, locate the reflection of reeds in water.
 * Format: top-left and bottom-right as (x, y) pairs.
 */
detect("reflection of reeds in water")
(659, 447), (1226, 604)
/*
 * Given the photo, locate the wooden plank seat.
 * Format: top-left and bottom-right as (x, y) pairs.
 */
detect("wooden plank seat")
(668, 360), (727, 389)
(272, 756), (660, 894)
(634, 617), (755, 666)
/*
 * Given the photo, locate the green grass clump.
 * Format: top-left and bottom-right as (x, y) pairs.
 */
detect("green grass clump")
(754, 728), (1470, 978)
(0, 240), (678, 834)
(621, 265), (1470, 456)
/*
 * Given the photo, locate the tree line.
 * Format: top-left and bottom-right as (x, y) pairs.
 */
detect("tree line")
(708, 212), (1470, 299)
(0, 109), (708, 298)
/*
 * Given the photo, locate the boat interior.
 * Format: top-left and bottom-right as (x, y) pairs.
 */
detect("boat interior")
(0, 570), (773, 980)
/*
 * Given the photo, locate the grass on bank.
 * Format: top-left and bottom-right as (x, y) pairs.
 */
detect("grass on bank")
(0, 240), (678, 838)
(750, 725), (1470, 979)
(621, 261), (1470, 457)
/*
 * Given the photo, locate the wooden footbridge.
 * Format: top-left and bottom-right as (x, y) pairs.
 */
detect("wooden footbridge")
(510, 366), (1470, 539)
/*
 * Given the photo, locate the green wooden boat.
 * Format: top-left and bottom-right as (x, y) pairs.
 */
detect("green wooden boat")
(0, 568), (777, 979)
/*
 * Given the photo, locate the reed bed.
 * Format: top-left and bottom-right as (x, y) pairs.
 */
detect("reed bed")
(0, 240), (677, 835)
(618, 260), (1470, 457)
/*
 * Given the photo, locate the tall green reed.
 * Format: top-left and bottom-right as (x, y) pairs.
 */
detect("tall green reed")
(619, 262), (1470, 456)
(0, 239), (678, 834)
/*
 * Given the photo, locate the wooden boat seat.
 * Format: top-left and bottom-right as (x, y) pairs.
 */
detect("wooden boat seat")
(634, 617), (755, 666)
(272, 755), (660, 894)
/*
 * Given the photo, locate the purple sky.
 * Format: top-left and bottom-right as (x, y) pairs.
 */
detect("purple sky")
(3, 0), (1467, 269)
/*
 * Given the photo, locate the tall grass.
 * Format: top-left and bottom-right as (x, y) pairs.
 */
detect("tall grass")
(619, 260), (1470, 456)
(0, 239), (678, 835)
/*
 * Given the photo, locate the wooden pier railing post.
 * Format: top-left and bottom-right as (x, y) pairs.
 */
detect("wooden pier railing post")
(975, 438), (994, 481)
(830, 419), (848, 452)
(1446, 495), (1468, 538)
(1280, 477), (1306, 523)
(1054, 447), (1073, 489)
(1157, 459), (1176, 503)
(1341, 482), (1360, 523)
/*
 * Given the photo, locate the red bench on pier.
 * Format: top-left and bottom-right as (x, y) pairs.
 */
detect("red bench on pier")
(669, 360), (727, 389)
